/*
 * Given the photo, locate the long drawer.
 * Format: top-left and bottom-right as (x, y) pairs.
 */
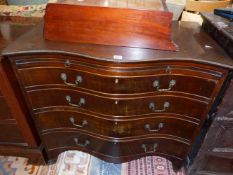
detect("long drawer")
(42, 131), (190, 160)
(14, 56), (227, 98)
(18, 67), (219, 98)
(35, 110), (199, 141)
(27, 88), (208, 119)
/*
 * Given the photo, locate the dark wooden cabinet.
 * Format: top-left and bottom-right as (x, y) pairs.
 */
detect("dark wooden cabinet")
(1, 11), (233, 172)
(0, 16), (232, 170)
(12, 54), (228, 169)
(0, 17), (45, 164)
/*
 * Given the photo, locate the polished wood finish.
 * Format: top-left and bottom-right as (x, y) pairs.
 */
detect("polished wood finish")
(0, 122), (26, 145)
(3, 19), (233, 170)
(0, 16), (41, 51)
(0, 96), (12, 120)
(43, 130), (190, 166)
(17, 62), (221, 98)
(0, 59), (39, 146)
(44, 1), (176, 51)
(1, 7), (233, 171)
(35, 110), (199, 140)
(0, 17), (45, 163)
(27, 88), (208, 117)
(4, 22), (233, 66)
(201, 12), (233, 58)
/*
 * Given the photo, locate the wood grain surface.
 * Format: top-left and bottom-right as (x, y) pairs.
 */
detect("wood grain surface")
(44, 3), (176, 51)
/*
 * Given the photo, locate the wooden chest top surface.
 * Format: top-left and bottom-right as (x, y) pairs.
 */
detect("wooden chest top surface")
(3, 21), (233, 69)
(0, 16), (40, 52)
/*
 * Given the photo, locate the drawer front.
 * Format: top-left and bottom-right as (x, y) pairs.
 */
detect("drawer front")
(18, 67), (218, 98)
(0, 96), (12, 120)
(43, 131), (189, 159)
(35, 110), (199, 140)
(28, 88), (208, 119)
(0, 123), (26, 145)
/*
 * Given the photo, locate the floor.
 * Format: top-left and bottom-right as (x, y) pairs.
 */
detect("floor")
(0, 151), (186, 175)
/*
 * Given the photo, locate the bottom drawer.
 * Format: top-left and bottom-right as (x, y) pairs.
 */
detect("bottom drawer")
(0, 123), (26, 145)
(42, 131), (190, 161)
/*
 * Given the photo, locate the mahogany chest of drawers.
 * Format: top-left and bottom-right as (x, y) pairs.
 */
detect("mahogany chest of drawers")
(2, 20), (233, 170)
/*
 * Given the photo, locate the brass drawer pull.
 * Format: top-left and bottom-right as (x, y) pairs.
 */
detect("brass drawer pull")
(149, 102), (170, 112)
(153, 80), (176, 92)
(73, 138), (90, 147)
(65, 96), (85, 107)
(144, 123), (164, 132)
(141, 143), (158, 153)
(64, 60), (71, 67)
(115, 78), (119, 84)
(69, 117), (88, 128)
(60, 73), (82, 87)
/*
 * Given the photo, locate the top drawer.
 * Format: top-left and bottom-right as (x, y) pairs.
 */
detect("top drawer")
(18, 67), (219, 98)
(14, 57), (227, 98)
